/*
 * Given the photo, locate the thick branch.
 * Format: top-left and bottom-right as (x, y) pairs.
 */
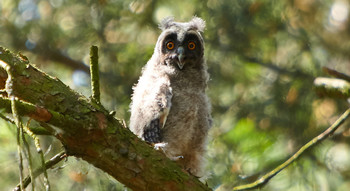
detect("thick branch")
(0, 47), (210, 191)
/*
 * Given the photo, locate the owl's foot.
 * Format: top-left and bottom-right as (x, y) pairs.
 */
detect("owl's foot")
(154, 143), (183, 160)
(154, 142), (168, 150)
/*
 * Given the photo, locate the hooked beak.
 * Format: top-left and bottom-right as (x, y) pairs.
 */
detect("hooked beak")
(177, 46), (185, 69)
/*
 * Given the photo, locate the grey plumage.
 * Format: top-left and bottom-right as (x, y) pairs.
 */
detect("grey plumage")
(129, 17), (212, 176)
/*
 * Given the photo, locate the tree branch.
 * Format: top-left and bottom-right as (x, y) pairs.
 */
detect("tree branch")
(14, 151), (67, 191)
(0, 112), (51, 135)
(323, 67), (350, 82)
(231, 107), (350, 191)
(314, 77), (350, 99)
(89, 45), (100, 104)
(0, 46), (210, 191)
(244, 57), (314, 80)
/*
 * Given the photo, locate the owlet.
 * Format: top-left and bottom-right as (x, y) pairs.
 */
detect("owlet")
(129, 17), (212, 176)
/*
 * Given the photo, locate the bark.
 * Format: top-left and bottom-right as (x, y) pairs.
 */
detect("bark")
(0, 47), (210, 191)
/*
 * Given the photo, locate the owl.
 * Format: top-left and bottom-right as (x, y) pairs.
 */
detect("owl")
(129, 17), (212, 176)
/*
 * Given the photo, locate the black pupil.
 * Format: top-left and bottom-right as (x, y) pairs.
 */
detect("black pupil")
(168, 42), (173, 48)
(189, 43), (194, 49)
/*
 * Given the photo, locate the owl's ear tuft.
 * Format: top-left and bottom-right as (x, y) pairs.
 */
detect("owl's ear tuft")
(159, 17), (175, 31)
(189, 16), (206, 32)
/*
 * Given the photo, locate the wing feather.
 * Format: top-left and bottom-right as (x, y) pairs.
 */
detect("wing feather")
(142, 85), (172, 143)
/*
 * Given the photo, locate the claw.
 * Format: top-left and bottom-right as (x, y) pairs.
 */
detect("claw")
(153, 143), (183, 161)
(154, 142), (168, 150)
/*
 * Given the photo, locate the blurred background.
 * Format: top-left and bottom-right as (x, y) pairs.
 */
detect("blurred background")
(1, 0), (350, 190)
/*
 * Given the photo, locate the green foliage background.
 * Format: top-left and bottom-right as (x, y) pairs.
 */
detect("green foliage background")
(1, 0), (350, 190)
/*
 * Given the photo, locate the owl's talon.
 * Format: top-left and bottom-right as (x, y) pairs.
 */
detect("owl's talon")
(154, 142), (168, 150)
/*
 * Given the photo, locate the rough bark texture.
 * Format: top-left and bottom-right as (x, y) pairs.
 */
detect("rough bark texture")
(0, 47), (210, 191)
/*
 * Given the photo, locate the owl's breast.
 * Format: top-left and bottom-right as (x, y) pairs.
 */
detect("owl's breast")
(164, 88), (208, 128)
(161, 89), (210, 154)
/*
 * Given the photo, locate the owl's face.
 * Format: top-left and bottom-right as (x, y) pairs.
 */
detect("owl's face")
(155, 17), (205, 71)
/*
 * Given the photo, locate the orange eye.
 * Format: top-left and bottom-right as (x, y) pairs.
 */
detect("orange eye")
(166, 41), (175, 50)
(188, 41), (196, 50)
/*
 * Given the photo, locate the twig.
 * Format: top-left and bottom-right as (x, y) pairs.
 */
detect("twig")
(89, 45), (100, 104)
(23, 119), (50, 191)
(12, 97), (25, 191)
(244, 57), (314, 80)
(0, 112), (15, 124)
(0, 96), (84, 134)
(0, 89), (7, 96)
(1, 96), (52, 191)
(21, 130), (35, 191)
(232, 108), (350, 191)
(14, 151), (66, 191)
(0, 111), (53, 135)
(323, 67), (350, 82)
(1, 58), (25, 191)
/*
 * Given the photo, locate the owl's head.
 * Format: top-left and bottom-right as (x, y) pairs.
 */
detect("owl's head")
(155, 17), (205, 70)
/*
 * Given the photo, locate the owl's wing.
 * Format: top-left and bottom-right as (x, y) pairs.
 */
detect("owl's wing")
(143, 106), (170, 143)
(141, 84), (172, 143)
